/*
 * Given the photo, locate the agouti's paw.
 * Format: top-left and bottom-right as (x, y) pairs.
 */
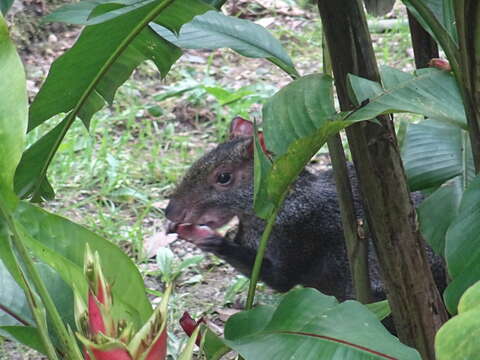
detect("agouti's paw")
(176, 224), (225, 253)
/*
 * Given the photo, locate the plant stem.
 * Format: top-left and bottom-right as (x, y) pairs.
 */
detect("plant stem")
(323, 34), (373, 304)
(246, 206), (279, 309)
(0, 204), (82, 359)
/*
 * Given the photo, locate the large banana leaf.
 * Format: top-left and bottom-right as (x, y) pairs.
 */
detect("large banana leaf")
(150, 10), (297, 77)
(223, 288), (420, 360)
(0, 15), (27, 210)
(348, 66), (466, 128)
(402, 119), (473, 190)
(17, 0), (211, 201)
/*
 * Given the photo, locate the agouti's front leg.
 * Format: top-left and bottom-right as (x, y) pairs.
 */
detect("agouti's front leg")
(175, 224), (295, 292)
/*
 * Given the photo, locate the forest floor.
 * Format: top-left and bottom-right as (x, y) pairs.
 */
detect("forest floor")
(1, 1), (415, 359)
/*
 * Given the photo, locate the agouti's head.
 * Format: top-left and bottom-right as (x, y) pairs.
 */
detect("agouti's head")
(165, 117), (265, 231)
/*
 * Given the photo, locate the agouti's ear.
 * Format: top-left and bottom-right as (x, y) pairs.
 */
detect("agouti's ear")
(230, 116), (268, 156)
(230, 116), (254, 139)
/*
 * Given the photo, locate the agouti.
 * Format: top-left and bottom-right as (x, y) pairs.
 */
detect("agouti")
(165, 117), (446, 301)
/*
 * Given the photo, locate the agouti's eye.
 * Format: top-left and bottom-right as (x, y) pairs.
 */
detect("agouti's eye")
(217, 172), (232, 185)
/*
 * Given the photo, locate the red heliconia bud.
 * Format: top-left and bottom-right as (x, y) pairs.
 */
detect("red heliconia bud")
(90, 348), (132, 360)
(88, 290), (106, 335)
(144, 328), (167, 360)
(179, 312), (205, 346)
(428, 58), (451, 71)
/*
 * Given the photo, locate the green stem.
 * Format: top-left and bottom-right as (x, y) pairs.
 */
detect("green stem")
(245, 205), (280, 310)
(0, 204), (82, 359)
(0, 217), (59, 359)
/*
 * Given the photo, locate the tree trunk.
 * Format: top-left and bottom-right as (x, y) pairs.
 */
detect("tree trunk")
(407, 9), (439, 69)
(317, 1), (449, 359)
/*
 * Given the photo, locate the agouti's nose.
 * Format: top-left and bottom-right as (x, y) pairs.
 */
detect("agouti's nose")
(165, 201), (186, 223)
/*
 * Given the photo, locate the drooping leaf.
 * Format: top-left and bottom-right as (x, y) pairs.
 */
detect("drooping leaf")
(21, 0), (211, 200)
(0, 15), (27, 209)
(14, 116), (69, 201)
(402, 119), (472, 191)
(348, 67), (466, 128)
(435, 281), (480, 359)
(150, 10), (297, 77)
(255, 74), (357, 216)
(13, 201), (153, 326)
(444, 175), (480, 312)
(223, 288), (421, 360)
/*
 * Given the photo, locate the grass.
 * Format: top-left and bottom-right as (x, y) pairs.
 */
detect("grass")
(1, 3), (416, 359)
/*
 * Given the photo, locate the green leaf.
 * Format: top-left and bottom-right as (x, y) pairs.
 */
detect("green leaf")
(348, 67), (466, 128)
(0, 15), (27, 209)
(365, 300), (391, 321)
(444, 175), (480, 312)
(204, 86), (253, 106)
(263, 74), (337, 157)
(43, 0), (105, 25)
(150, 10), (297, 76)
(253, 129), (273, 219)
(402, 119), (472, 191)
(0, 326), (46, 354)
(404, 0), (457, 44)
(224, 288), (420, 360)
(458, 280), (480, 313)
(14, 116), (69, 201)
(435, 281), (480, 360)
(418, 183), (461, 256)
(202, 327), (231, 360)
(255, 74), (357, 215)
(13, 201), (153, 326)
(0, 0), (14, 14)
(0, 260), (33, 328)
(21, 0), (210, 201)
(178, 325), (200, 360)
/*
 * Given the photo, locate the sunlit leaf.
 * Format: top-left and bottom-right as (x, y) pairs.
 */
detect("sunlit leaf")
(0, 15), (27, 209)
